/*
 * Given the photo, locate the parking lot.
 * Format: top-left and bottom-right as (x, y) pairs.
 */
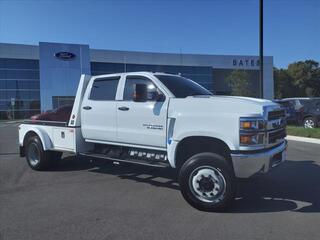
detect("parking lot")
(0, 123), (320, 240)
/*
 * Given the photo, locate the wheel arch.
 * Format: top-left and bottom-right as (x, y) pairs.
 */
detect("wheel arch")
(22, 128), (53, 151)
(303, 115), (315, 121)
(173, 136), (233, 170)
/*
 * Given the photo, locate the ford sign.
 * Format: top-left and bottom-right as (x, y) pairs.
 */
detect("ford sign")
(54, 52), (76, 60)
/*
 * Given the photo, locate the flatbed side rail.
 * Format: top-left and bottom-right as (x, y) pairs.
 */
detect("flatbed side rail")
(22, 120), (68, 127)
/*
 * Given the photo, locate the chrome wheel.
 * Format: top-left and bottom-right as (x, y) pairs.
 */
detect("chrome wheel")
(189, 166), (226, 203)
(27, 142), (40, 166)
(304, 119), (315, 128)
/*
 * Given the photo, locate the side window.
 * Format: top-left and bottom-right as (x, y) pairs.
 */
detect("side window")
(123, 77), (161, 101)
(90, 77), (120, 101)
(294, 100), (302, 110)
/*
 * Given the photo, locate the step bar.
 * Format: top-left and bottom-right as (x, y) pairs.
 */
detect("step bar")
(79, 152), (170, 168)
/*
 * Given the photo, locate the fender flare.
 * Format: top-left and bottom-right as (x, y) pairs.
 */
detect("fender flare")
(174, 131), (235, 150)
(167, 132), (235, 168)
(22, 127), (53, 151)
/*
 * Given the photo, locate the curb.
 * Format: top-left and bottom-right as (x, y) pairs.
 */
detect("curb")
(286, 135), (320, 145)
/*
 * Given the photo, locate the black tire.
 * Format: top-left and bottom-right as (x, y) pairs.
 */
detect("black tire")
(178, 152), (236, 212)
(49, 151), (63, 167)
(303, 117), (316, 128)
(25, 135), (56, 170)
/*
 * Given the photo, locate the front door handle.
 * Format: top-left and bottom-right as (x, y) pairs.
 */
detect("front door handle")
(118, 106), (129, 111)
(83, 106), (92, 110)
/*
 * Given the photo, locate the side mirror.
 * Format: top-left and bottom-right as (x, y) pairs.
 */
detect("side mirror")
(133, 83), (148, 102)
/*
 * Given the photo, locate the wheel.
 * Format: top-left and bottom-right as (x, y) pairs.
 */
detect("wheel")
(25, 135), (56, 170)
(178, 152), (236, 212)
(303, 117), (316, 128)
(49, 151), (63, 167)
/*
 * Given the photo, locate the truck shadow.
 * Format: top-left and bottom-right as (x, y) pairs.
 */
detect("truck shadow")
(231, 159), (320, 213)
(55, 157), (320, 213)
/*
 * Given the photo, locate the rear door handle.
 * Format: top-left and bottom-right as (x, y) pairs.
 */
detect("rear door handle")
(118, 106), (129, 111)
(83, 106), (92, 110)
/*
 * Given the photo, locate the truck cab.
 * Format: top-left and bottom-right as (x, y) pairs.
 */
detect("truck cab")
(19, 72), (287, 212)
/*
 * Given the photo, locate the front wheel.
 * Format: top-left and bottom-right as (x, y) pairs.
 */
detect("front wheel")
(303, 117), (316, 128)
(178, 152), (236, 212)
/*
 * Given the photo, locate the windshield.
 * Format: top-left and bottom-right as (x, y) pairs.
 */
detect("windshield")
(155, 75), (212, 98)
(298, 99), (309, 106)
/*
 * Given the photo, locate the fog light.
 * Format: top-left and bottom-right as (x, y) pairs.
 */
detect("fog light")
(240, 135), (253, 145)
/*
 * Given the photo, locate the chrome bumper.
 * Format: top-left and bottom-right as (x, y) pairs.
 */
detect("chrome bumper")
(231, 141), (287, 178)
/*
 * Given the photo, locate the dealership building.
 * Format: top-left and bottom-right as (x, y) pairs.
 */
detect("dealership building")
(0, 42), (274, 120)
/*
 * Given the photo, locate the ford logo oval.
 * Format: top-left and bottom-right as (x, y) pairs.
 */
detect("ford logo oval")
(54, 52), (76, 60)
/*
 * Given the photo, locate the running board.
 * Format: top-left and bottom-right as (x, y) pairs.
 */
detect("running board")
(79, 152), (170, 168)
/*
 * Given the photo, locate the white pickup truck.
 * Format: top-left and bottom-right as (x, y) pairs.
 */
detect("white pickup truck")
(19, 72), (287, 211)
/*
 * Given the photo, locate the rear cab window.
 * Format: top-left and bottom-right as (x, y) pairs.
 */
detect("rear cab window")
(90, 77), (120, 100)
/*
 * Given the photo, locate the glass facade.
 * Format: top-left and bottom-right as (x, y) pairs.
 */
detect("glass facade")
(213, 68), (261, 97)
(0, 55), (263, 120)
(0, 58), (40, 120)
(52, 96), (75, 109)
(91, 62), (214, 92)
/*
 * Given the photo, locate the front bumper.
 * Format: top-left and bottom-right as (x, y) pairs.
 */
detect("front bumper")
(231, 141), (287, 178)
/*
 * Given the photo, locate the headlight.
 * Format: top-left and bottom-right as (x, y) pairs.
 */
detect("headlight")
(240, 118), (265, 131)
(239, 117), (266, 146)
(240, 133), (265, 145)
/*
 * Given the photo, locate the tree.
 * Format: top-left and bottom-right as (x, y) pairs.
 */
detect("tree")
(274, 67), (296, 98)
(274, 60), (320, 98)
(304, 60), (320, 96)
(226, 70), (254, 97)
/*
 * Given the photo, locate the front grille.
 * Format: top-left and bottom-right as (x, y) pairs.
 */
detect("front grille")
(268, 128), (286, 144)
(268, 109), (286, 120)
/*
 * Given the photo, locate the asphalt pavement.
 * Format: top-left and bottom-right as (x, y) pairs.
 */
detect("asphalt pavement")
(0, 123), (320, 240)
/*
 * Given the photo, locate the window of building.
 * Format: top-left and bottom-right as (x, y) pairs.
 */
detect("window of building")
(0, 69), (39, 79)
(0, 58), (39, 69)
(52, 96), (75, 109)
(89, 77), (120, 100)
(0, 58), (40, 120)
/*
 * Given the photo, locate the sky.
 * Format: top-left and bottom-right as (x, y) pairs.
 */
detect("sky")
(0, 0), (319, 68)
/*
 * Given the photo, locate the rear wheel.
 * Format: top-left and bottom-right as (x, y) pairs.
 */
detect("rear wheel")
(303, 117), (316, 128)
(25, 136), (60, 170)
(178, 152), (236, 212)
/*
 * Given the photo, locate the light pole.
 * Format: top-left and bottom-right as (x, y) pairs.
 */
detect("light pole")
(11, 98), (15, 120)
(259, 0), (264, 98)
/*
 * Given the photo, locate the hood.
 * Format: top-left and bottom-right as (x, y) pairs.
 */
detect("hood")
(169, 95), (280, 117)
(208, 95), (274, 106)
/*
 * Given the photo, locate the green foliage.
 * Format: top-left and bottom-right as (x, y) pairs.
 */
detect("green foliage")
(226, 70), (254, 97)
(274, 60), (320, 98)
(287, 125), (320, 139)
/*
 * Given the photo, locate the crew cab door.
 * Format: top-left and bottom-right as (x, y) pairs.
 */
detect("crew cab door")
(81, 76), (121, 142)
(117, 75), (168, 148)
